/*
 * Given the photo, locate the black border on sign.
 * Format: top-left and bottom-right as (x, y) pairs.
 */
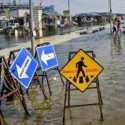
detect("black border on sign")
(60, 49), (104, 93)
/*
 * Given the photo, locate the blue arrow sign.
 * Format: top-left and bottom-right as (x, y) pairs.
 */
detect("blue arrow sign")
(36, 44), (58, 71)
(9, 48), (38, 89)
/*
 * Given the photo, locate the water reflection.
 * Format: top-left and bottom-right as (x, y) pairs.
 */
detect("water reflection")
(0, 34), (28, 49)
(111, 35), (122, 56)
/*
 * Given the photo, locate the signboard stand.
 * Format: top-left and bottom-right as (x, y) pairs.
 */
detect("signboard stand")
(62, 51), (103, 125)
(0, 56), (30, 124)
(40, 71), (52, 96)
(34, 71), (48, 99)
(8, 48), (47, 100)
(36, 67), (65, 97)
(0, 109), (6, 125)
(36, 43), (65, 97)
(56, 67), (65, 86)
(41, 68), (65, 96)
(0, 59), (7, 125)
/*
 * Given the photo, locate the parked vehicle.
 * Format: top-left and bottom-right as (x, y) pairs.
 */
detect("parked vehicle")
(3, 19), (19, 33)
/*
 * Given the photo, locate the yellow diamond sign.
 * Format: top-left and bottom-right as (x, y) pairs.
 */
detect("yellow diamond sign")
(60, 49), (103, 92)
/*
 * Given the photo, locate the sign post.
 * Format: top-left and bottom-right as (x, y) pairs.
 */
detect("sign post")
(36, 43), (65, 96)
(0, 109), (6, 125)
(29, 0), (35, 55)
(61, 50), (104, 125)
(0, 56), (30, 123)
(9, 48), (38, 89)
(36, 44), (58, 71)
(8, 48), (47, 100)
(61, 49), (103, 92)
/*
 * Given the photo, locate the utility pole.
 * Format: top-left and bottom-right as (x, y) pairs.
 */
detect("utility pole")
(29, 0), (35, 55)
(68, 0), (71, 21)
(109, 0), (112, 33)
(68, 0), (72, 32)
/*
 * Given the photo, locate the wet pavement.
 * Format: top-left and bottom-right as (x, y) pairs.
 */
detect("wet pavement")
(1, 29), (125, 125)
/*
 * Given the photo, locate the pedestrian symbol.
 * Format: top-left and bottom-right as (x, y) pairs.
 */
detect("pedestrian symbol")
(76, 57), (87, 81)
(9, 48), (38, 89)
(60, 49), (103, 92)
(36, 44), (58, 71)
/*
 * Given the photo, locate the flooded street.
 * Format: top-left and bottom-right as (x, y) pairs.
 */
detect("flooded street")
(0, 34), (28, 49)
(1, 29), (125, 125)
(57, 30), (125, 125)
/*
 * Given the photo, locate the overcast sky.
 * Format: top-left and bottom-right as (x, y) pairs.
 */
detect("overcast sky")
(3, 0), (125, 14)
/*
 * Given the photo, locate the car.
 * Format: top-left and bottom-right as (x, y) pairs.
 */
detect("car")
(3, 21), (19, 33)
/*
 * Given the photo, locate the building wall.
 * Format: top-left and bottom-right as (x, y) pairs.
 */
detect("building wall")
(18, 9), (29, 17)
(10, 9), (29, 18)
(33, 7), (43, 37)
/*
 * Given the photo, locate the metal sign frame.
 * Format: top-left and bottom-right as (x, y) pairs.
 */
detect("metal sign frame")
(7, 48), (48, 100)
(61, 49), (104, 92)
(35, 43), (65, 96)
(9, 48), (38, 89)
(8, 48), (31, 66)
(63, 50), (104, 125)
(0, 56), (30, 124)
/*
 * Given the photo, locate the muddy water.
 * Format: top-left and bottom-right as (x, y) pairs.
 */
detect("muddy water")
(1, 30), (125, 125)
(0, 34), (29, 49)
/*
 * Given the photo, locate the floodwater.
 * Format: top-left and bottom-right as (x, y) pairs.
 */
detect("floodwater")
(0, 34), (28, 49)
(1, 29), (125, 125)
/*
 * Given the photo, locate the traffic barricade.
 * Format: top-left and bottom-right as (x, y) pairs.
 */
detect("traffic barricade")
(7, 48), (47, 100)
(61, 50), (103, 125)
(0, 56), (30, 124)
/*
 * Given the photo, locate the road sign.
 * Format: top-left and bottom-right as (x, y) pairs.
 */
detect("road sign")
(9, 48), (38, 89)
(60, 49), (103, 92)
(36, 44), (58, 71)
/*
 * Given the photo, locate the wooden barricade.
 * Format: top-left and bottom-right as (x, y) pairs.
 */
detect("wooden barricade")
(0, 56), (30, 125)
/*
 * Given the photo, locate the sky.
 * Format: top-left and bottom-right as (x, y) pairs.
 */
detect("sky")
(2, 0), (125, 14)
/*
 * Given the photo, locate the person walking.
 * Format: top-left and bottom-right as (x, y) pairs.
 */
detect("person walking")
(112, 17), (117, 34)
(113, 17), (121, 41)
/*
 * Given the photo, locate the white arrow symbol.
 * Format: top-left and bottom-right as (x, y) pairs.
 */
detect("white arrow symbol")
(16, 56), (31, 79)
(41, 50), (55, 65)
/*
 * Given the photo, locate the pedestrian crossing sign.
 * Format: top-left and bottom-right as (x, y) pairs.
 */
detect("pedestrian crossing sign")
(60, 49), (103, 92)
